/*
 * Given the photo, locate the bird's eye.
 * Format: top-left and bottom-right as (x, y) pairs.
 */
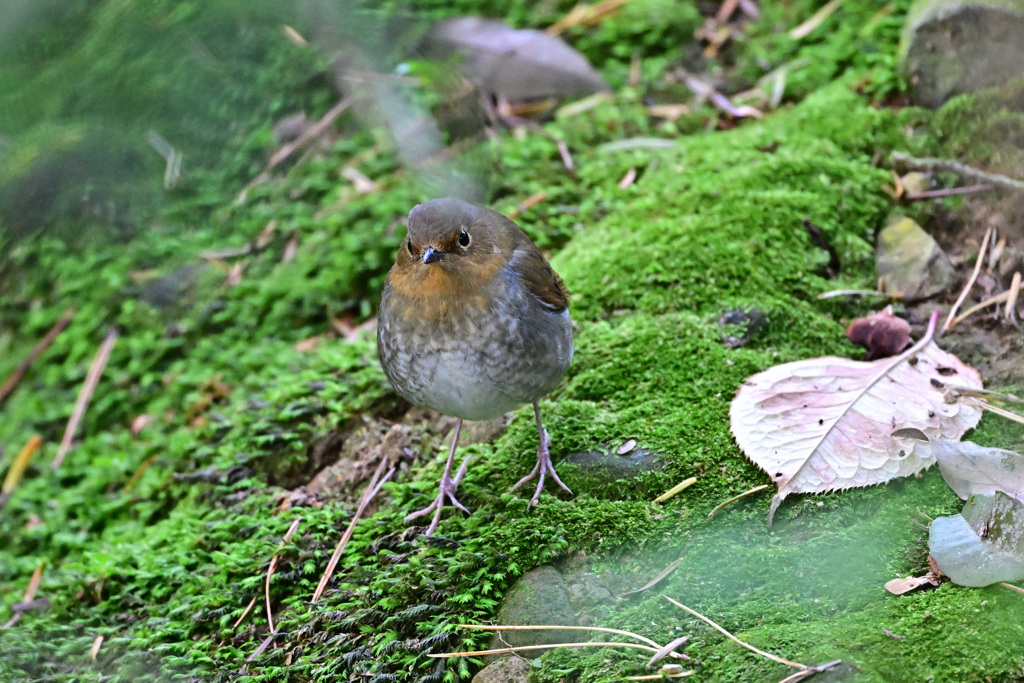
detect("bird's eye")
(458, 228), (470, 248)
(407, 240), (415, 256)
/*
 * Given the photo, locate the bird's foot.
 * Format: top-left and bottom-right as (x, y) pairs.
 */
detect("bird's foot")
(405, 456), (471, 536)
(511, 427), (573, 508)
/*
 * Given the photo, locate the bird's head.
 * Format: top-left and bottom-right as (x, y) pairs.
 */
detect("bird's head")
(389, 197), (514, 296)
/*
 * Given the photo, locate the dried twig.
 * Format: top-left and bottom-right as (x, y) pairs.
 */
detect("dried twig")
(52, 328), (119, 471)
(653, 477), (697, 503)
(816, 289), (889, 300)
(232, 596), (259, 630)
(627, 666), (693, 681)
(789, 0), (845, 40)
(681, 73), (762, 119)
(621, 557), (684, 597)
(1006, 272), (1021, 320)
(236, 97), (356, 203)
(1, 564), (43, 630)
(312, 458), (395, 601)
(999, 582), (1024, 596)
(960, 397), (1024, 426)
(91, 635), (104, 661)
(944, 226), (993, 333)
(662, 595), (806, 669)
(456, 623), (687, 658)
(432, 640), (673, 658)
(904, 184), (993, 201)
(0, 308), (75, 408)
(892, 152), (1024, 193)
(2, 435), (42, 499)
(547, 0), (635, 35)
(265, 517), (302, 634)
(948, 289), (1011, 328)
(707, 484), (771, 517)
(506, 192), (548, 221)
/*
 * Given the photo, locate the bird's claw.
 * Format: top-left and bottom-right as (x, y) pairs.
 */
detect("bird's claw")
(406, 462), (471, 536)
(511, 427), (573, 508)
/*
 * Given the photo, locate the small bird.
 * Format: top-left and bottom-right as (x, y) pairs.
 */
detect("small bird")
(377, 197), (574, 535)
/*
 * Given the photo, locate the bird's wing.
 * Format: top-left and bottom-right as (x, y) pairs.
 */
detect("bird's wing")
(510, 241), (569, 312)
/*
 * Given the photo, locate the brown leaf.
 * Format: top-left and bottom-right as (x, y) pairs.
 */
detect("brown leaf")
(884, 572), (940, 595)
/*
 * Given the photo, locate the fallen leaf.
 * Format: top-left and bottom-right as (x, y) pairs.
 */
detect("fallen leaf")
(893, 430), (1024, 502)
(423, 17), (609, 102)
(730, 313), (982, 524)
(929, 492), (1024, 587)
(884, 572), (941, 595)
(130, 414), (154, 436)
(846, 306), (910, 360)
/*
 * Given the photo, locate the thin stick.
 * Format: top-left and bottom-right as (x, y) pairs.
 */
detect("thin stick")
(1006, 272), (1021, 320)
(269, 97), (354, 170)
(2, 435), (42, 494)
(789, 0), (845, 39)
(999, 582), (1024, 596)
(51, 327), (118, 471)
(122, 454), (158, 493)
(0, 308), (75, 408)
(233, 596), (258, 630)
(961, 397), (1024, 425)
(627, 671), (694, 681)
(1, 564), (43, 629)
(457, 623), (685, 658)
(816, 289), (889, 300)
(654, 477), (697, 503)
(312, 458), (395, 601)
(708, 484), (770, 518)
(265, 517), (302, 634)
(893, 152), (1024, 193)
(246, 634), (275, 662)
(662, 595), (806, 670)
(904, 184), (993, 200)
(949, 289), (1011, 328)
(942, 384), (1024, 404)
(943, 226), (993, 333)
(236, 97), (356, 203)
(430, 640), (667, 659)
(547, 0), (635, 35)
(621, 558), (684, 597)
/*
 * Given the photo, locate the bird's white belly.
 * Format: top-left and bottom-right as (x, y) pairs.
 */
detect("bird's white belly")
(417, 350), (524, 420)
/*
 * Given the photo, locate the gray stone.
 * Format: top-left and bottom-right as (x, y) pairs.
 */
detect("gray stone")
(876, 215), (955, 299)
(563, 444), (665, 488)
(489, 565), (576, 655)
(472, 656), (532, 683)
(901, 0), (1024, 107)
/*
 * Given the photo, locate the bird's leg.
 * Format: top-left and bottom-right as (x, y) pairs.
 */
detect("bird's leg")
(511, 402), (573, 508)
(406, 418), (471, 536)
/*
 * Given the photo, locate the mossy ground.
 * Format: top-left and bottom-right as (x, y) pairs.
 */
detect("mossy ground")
(1, 1), (1022, 682)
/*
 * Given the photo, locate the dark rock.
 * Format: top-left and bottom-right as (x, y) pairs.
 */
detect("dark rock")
(901, 0), (1024, 107)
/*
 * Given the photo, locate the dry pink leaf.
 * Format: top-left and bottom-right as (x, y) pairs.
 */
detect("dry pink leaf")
(884, 572), (940, 595)
(730, 312), (982, 525)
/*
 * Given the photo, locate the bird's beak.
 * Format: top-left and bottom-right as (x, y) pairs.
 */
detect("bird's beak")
(422, 247), (444, 264)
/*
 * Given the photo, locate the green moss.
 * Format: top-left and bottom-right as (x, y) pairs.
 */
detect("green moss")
(3, 1), (1023, 682)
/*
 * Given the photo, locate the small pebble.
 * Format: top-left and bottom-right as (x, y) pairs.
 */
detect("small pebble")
(617, 439), (637, 455)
